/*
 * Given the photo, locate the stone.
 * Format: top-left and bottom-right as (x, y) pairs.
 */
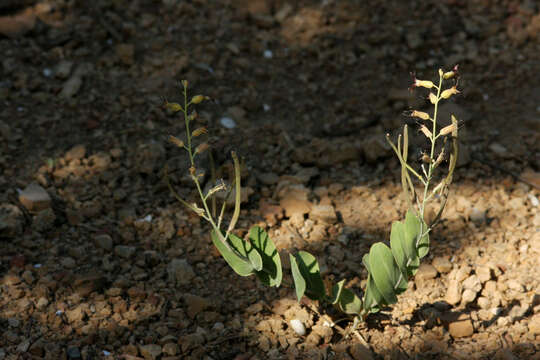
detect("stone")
(162, 342), (179, 356)
(477, 297), (490, 309)
(447, 313), (474, 338)
(32, 208), (56, 232)
(309, 204), (337, 224)
(461, 289), (477, 304)
(61, 257), (76, 269)
(60, 71), (83, 98)
(55, 60), (74, 79)
(257, 172), (279, 185)
(349, 343), (374, 360)
(139, 344), (162, 360)
(463, 275), (481, 292)
(65, 306), (84, 322)
(280, 197), (311, 217)
(114, 245), (136, 259)
(167, 259), (195, 286)
(528, 313), (540, 334)
(94, 234), (113, 251)
(3, 274), (21, 285)
(289, 319), (306, 336)
(67, 346), (81, 359)
(476, 266), (491, 283)
(445, 279), (461, 305)
(432, 257), (452, 273)
(415, 264), (438, 281)
(65, 144), (86, 162)
(184, 294), (210, 319)
(489, 143), (510, 158)
(19, 183), (51, 212)
(0, 203), (24, 238)
(470, 207), (486, 224)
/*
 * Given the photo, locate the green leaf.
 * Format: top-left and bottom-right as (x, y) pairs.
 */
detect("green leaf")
(390, 221), (409, 275)
(336, 288), (363, 315)
(404, 210), (429, 261)
(363, 274), (382, 313)
(369, 242), (400, 305)
(249, 226), (282, 287)
(290, 254), (306, 302)
(330, 279), (345, 305)
(295, 251), (326, 300)
(211, 230), (254, 276)
(228, 232), (263, 271)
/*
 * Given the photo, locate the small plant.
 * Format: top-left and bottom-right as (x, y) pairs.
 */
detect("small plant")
(165, 67), (460, 322)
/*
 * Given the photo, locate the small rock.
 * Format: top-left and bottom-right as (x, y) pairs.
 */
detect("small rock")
(447, 313), (474, 338)
(470, 207), (486, 224)
(349, 343), (374, 360)
(162, 342), (178, 356)
(32, 208), (55, 232)
(528, 313), (540, 334)
(290, 319), (306, 336)
(309, 204), (337, 224)
(445, 279), (462, 305)
(114, 245), (136, 259)
(167, 259), (195, 286)
(65, 306), (84, 322)
(139, 344), (162, 360)
(184, 294), (210, 319)
(0, 203), (24, 238)
(220, 117), (236, 129)
(415, 264), (438, 281)
(489, 143), (510, 158)
(36, 297), (49, 309)
(7, 318), (20, 327)
(94, 234), (113, 251)
(455, 265), (471, 282)
(476, 266), (491, 283)
(19, 183), (51, 212)
(55, 60), (74, 79)
(477, 297), (490, 309)
(463, 275), (481, 292)
(16, 339), (30, 353)
(432, 257), (452, 273)
(3, 273), (21, 285)
(60, 72), (83, 98)
(461, 289), (477, 304)
(494, 349), (518, 360)
(65, 144), (86, 162)
(507, 279), (524, 292)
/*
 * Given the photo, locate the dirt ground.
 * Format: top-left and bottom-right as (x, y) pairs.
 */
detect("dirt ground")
(0, 0), (539, 359)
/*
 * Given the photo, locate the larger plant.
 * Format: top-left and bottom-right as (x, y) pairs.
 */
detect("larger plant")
(165, 67), (460, 321)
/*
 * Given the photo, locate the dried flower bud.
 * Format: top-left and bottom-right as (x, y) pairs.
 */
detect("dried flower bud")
(439, 69), (444, 77)
(165, 102), (183, 112)
(181, 80), (189, 88)
(188, 111), (198, 122)
(168, 135), (184, 148)
(411, 110), (430, 121)
(194, 142), (209, 155)
(189, 166), (196, 175)
(429, 93), (438, 104)
(192, 127), (207, 137)
(439, 123), (457, 136)
(191, 95), (205, 104)
(421, 153), (431, 163)
(443, 71), (455, 79)
(206, 181), (226, 198)
(440, 86), (460, 99)
(191, 203), (205, 217)
(419, 125), (432, 139)
(415, 79), (435, 89)
(433, 149), (445, 167)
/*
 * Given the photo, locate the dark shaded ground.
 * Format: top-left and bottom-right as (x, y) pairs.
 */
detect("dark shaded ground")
(0, 0), (539, 359)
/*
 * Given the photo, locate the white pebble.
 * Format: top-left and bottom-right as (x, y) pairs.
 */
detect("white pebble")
(103, 350), (111, 356)
(263, 104), (271, 112)
(528, 194), (539, 207)
(220, 117), (236, 129)
(290, 319), (306, 336)
(43, 68), (52, 77)
(33, 264), (42, 268)
(263, 50), (273, 59)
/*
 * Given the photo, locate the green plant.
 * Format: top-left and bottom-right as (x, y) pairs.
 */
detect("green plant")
(165, 67), (460, 322)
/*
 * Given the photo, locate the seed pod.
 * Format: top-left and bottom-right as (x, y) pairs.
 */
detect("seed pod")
(189, 166), (196, 175)
(419, 125), (432, 139)
(441, 86), (460, 99)
(411, 110), (430, 121)
(165, 102), (183, 112)
(421, 153), (431, 163)
(191, 203), (205, 217)
(192, 127), (207, 137)
(433, 149), (445, 167)
(191, 95), (205, 104)
(415, 79), (435, 89)
(443, 71), (455, 79)
(181, 80), (189, 88)
(439, 69), (444, 77)
(168, 135), (184, 148)
(439, 123), (457, 136)
(429, 93), (438, 104)
(195, 142), (209, 155)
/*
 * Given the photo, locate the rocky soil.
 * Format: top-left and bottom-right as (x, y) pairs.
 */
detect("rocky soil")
(0, 0), (539, 359)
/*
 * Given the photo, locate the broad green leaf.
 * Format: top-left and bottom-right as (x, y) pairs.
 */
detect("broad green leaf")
(363, 274), (382, 313)
(337, 288), (363, 315)
(228, 232), (263, 271)
(405, 211), (429, 259)
(296, 251), (326, 300)
(330, 279), (345, 305)
(369, 242), (399, 305)
(211, 230), (254, 276)
(290, 254), (306, 302)
(249, 226), (282, 287)
(390, 221), (409, 275)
